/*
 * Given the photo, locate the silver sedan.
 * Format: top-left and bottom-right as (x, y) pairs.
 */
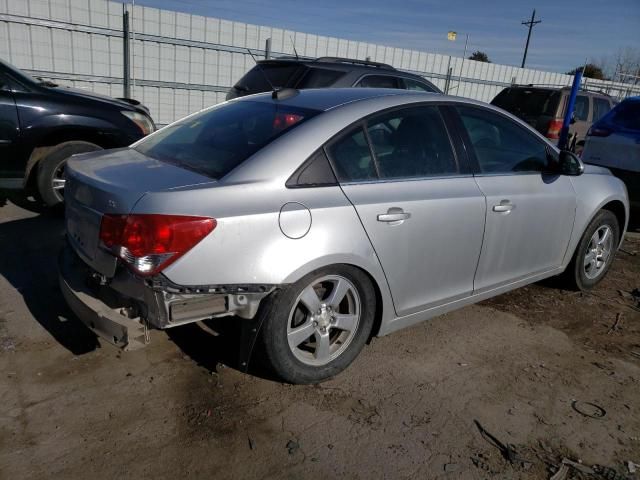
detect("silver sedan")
(59, 88), (629, 384)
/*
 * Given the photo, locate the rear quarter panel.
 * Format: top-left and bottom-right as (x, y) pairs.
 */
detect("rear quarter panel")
(132, 181), (395, 323)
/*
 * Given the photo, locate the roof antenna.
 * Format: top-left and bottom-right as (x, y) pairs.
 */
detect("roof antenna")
(289, 35), (299, 60)
(245, 48), (298, 100)
(246, 48), (276, 92)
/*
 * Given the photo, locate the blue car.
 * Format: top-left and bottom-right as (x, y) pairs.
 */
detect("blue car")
(582, 96), (640, 208)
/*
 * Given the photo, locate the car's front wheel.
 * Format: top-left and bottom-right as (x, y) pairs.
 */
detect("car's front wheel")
(37, 141), (102, 206)
(258, 265), (376, 384)
(566, 209), (619, 290)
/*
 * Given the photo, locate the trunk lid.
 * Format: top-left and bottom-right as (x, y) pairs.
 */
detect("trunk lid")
(65, 148), (214, 276)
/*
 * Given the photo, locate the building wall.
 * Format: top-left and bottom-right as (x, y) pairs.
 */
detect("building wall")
(1, 0), (637, 125)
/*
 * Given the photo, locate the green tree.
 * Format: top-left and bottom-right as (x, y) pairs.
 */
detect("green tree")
(468, 51), (490, 63)
(566, 63), (606, 80)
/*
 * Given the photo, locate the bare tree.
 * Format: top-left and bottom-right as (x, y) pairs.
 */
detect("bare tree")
(611, 47), (640, 84)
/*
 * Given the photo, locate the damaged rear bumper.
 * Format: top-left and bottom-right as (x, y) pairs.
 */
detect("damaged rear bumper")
(58, 243), (275, 352)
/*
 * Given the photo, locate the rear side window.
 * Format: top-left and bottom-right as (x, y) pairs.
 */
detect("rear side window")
(366, 106), (457, 179)
(356, 75), (401, 89)
(135, 101), (319, 179)
(457, 106), (549, 174)
(610, 101), (640, 130)
(573, 95), (589, 121)
(297, 67), (346, 88)
(593, 98), (612, 122)
(327, 127), (377, 182)
(404, 78), (437, 93)
(233, 63), (302, 94)
(491, 88), (560, 117)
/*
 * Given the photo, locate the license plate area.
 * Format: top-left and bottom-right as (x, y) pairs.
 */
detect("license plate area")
(66, 200), (117, 277)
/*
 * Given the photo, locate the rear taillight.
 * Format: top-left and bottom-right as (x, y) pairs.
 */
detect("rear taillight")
(587, 126), (612, 137)
(546, 119), (563, 140)
(273, 113), (303, 131)
(99, 214), (216, 276)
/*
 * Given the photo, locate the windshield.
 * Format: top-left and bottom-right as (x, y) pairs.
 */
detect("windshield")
(492, 88), (560, 118)
(0, 59), (39, 86)
(134, 100), (320, 179)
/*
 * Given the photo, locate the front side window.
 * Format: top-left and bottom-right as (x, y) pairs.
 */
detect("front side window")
(573, 95), (589, 121)
(456, 106), (549, 174)
(366, 106), (457, 179)
(356, 75), (400, 89)
(135, 101), (319, 179)
(404, 78), (437, 93)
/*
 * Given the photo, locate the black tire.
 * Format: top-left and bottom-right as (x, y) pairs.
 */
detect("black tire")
(257, 265), (376, 384)
(37, 141), (102, 207)
(565, 209), (619, 290)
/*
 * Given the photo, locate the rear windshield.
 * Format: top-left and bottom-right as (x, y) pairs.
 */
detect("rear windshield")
(233, 63), (303, 94)
(134, 101), (320, 179)
(492, 88), (560, 117)
(609, 100), (640, 130)
(297, 67), (346, 88)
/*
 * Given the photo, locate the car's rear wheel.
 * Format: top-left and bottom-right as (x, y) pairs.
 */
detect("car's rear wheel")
(257, 265), (376, 384)
(37, 141), (102, 206)
(566, 210), (619, 290)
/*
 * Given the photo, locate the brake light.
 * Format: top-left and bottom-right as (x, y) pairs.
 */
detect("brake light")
(546, 119), (563, 140)
(587, 126), (612, 137)
(99, 214), (216, 276)
(273, 113), (303, 131)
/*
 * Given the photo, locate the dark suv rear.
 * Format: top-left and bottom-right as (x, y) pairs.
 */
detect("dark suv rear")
(491, 86), (616, 153)
(0, 59), (155, 206)
(227, 57), (442, 100)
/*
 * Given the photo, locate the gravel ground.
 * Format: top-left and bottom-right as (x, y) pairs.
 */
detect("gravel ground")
(1, 191), (639, 480)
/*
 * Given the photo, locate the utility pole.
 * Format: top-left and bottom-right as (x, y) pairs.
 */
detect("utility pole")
(520, 9), (541, 68)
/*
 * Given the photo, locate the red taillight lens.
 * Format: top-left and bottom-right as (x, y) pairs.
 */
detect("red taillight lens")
(587, 126), (612, 137)
(99, 214), (216, 276)
(546, 119), (563, 140)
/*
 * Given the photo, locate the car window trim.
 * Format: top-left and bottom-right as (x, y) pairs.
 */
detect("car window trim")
(324, 101), (465, 184)
(450, 103), (558, 177)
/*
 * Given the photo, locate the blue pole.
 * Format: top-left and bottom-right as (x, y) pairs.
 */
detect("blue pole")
(558, 69), (583, 150)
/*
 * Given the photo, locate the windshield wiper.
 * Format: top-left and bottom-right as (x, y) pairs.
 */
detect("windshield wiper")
(234, 84), (250, 92)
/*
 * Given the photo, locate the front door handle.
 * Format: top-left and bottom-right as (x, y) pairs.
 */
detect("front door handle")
(492, 200), (515, 213)
(377, 208), (411, 225)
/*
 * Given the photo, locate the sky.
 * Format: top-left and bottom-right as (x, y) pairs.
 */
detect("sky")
(133, 0), (640, 73)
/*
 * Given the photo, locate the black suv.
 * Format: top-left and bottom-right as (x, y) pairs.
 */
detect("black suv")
(227, 56), (442, 100)
(0, 59), (155, 206)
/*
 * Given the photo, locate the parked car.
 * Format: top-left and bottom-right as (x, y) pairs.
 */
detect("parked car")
(59, 88), (628, 384)
(491, 85), (616, 154)
(226, 56), (441, 100)
(0, 58), (155, 206)
(582, 96), (640, 208)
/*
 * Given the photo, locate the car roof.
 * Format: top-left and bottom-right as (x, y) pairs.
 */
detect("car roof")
(257, 57), (428, 80)
(233, 87), (426, 111)
(503, 85), (612, 98)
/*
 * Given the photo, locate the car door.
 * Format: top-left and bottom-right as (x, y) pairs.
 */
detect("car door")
(453, 105), (576, 292)
(0, 73), (21, 180)
(326, 104), (486, 316)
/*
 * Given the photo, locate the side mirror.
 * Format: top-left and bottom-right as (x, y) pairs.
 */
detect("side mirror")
(559, 150), (584, 176)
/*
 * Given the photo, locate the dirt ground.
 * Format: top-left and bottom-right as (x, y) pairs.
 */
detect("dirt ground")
(1, 191), (639, 480)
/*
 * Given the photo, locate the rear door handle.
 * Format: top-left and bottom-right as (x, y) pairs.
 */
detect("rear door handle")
(377, 208), (411, 225)
(492, 200), (515, 213)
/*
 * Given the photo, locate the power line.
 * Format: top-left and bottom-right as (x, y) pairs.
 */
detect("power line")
(520, 9), (541, 69)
